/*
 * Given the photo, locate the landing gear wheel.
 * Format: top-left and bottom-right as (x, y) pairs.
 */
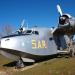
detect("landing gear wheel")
(15, 57), (24, 69)
(69, 48), (74, 57)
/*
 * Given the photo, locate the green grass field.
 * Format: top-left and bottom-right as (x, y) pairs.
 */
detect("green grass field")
(0, 54), (75, 75)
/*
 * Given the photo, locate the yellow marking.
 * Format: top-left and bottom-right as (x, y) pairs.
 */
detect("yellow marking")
(32, 39), (47, 49)
(41, 40), (47, 48)
(38, 41), (42, 48)
(32, 40), (37, 49)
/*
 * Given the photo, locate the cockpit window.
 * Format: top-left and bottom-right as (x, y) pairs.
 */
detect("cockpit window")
(26, 30), (32, 34)
(25, 30), (39, 35)
(32, 31), (39, 35)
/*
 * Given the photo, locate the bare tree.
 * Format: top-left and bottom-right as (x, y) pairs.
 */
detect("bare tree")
(2, 24), (13, 36)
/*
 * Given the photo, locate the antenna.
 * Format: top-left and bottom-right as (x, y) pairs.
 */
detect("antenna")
(26, 22), (28, 29)
(20, 19), (25, 28)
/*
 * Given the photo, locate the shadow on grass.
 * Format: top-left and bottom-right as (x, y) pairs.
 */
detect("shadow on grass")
(3, 61), (35, 67)
(3, 61), (17, 67)
(3, 54), (70, 67)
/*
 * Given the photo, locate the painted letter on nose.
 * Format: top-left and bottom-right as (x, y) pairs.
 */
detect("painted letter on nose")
(32, 40), (37, 49)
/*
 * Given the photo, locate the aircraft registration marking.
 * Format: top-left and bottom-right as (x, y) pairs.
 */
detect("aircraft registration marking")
(32, 39), (47, 49)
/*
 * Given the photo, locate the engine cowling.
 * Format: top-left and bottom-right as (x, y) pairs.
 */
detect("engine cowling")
(56, 5), (75, 36)
(59, 14), (71, 26)
(58, 14), (75, 35)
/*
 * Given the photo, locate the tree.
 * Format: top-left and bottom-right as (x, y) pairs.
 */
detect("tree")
(2, 24), (13, 36)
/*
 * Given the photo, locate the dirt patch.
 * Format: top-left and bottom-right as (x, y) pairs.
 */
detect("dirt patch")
(0, 71), (8, 75)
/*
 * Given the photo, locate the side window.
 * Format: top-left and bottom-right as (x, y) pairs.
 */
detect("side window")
(32, 31), (39, 35)
(35, 31), (39, 35)
(49, 37), (53, 41)
(26, 30), (32, 33)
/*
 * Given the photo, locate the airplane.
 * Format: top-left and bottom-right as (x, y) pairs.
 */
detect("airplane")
(0, 4), (75, 68)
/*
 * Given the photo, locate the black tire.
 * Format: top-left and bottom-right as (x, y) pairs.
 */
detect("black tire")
(69, 48), (74, 57)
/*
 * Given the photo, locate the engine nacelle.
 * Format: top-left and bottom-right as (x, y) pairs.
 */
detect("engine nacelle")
(57, 5), (75, 35)
(59, 14), (75, 28)
(58, 14), (75, 35)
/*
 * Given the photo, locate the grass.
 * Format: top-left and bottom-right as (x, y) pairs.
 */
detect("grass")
(0, 54), (75, 75)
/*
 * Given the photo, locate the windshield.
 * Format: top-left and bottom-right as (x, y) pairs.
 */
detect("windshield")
(2, 30), (39, 38)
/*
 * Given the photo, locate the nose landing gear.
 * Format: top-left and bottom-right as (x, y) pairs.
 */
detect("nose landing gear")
(15, 57), (24, 69)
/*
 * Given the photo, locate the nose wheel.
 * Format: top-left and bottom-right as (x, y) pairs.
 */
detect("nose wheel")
(15, 57), (24, 69)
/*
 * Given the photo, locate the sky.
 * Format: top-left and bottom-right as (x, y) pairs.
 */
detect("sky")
(0, 0), (75, 30)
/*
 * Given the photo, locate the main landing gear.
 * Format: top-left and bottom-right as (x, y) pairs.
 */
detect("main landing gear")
(69, 48), (74, 57)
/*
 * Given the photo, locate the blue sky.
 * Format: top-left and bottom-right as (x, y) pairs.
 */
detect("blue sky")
(0, 0), (75, 30)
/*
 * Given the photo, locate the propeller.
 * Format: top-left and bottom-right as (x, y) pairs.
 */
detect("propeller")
(57, 4), (63, 16)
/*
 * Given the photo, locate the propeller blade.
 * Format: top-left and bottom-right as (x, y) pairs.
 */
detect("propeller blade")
(57, 4), (63, 16)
